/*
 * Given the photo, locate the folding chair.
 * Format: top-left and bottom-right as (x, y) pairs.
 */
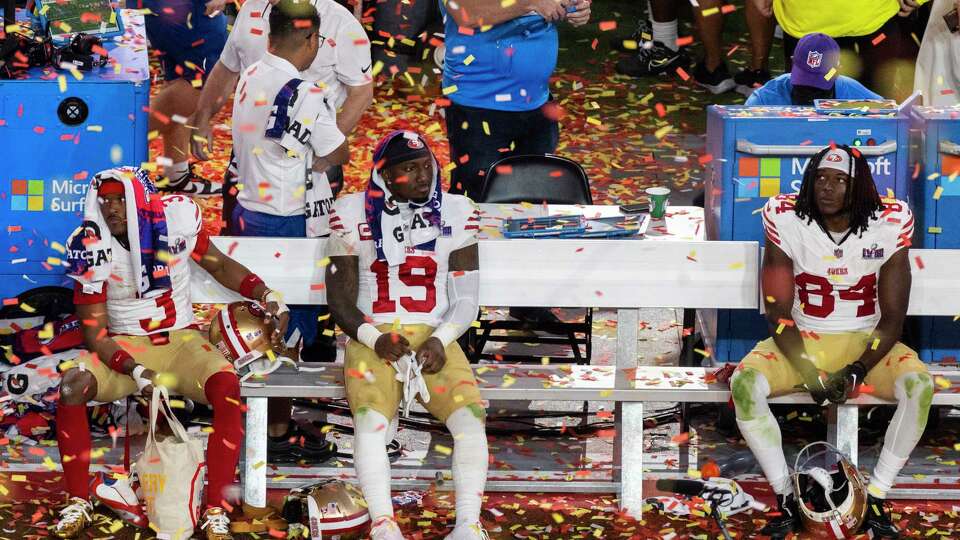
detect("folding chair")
(465, 154), (593, 364)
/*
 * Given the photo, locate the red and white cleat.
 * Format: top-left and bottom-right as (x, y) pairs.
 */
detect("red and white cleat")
(90, 471), (148, 528)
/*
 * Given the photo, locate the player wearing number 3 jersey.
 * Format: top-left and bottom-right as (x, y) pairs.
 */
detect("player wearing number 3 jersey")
(326, 131), (488, 540)
(732, 146), (931, 540)
(54, 168), (289, 540)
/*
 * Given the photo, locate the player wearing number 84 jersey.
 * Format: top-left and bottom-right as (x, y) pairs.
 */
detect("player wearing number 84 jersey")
(326, 131), (488, 540)
(731, 146), (931, 540)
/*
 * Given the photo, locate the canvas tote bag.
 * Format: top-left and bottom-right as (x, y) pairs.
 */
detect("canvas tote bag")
(135, 386), (205, 539)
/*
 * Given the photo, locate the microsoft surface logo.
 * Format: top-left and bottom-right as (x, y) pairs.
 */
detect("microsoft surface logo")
(736, 157), (782, 198)
(11, 180), (44, 211)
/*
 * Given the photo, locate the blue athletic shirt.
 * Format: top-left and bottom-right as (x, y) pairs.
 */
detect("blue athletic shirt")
(439, 1), (558, 111)
(745, 73), (882, 106)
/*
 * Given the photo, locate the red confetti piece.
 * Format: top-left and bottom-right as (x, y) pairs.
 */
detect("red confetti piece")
(721, 4), (737, 13)
(914, 256), (924, 270)
(675, 36), (693, 47)
(698, 153), (713, 165)
(871, 33), (886, 46)
(654, 103), (666, 117)
(33, 126), (45, 134)
(671, 432), (690, 444)
(676, 67), (690, 81)
(598, 20), (617, 32)
(777, 318), (795, 327)
(591, 38), (598, 50)
(250, 28), (263, 35)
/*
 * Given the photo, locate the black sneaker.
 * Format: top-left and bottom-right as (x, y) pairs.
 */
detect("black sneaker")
(734, 68), (772, 96)
(759, 493), (801, 540)
(161, 165), (223, 197)
(615, 41), (690, 78)
(692, 60), (736, 95)
(860, 494), (900, 539)
(614, 19), (651, 52)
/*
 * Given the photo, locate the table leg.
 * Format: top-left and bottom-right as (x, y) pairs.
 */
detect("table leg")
(615, 308), (639, 371)
(826, 404), (859, 466)
(243, 396), (269, 508)
(618, 402), (645, 518)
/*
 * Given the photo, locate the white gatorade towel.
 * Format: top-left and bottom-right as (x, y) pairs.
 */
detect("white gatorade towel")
(136, 386), (205, 539)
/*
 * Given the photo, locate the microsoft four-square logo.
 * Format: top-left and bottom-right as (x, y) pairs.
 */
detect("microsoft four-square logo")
(11, 180), (44, 211)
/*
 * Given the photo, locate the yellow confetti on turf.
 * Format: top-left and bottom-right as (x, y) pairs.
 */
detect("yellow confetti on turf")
(434, 444), (452, 456)
(11, 475), (26, 482)
(551, 512), (564, 524)
(0, 484), (7, 496)
(654, 125), (672, 139)
(109, 520), (124, 533)
(442, 85), (458, 95)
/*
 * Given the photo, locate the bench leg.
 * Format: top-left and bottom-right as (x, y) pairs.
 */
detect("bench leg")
(827, 404), (859, 467)
(618, 402), (644, 519)
(243, 396), (269, 508)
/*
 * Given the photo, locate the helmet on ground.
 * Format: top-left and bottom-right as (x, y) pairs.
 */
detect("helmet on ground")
(281, 479), (370, 539)
(793, 441), (868, 539)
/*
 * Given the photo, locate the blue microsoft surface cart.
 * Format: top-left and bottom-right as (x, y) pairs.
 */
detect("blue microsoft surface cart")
(0, 8), (149, 303)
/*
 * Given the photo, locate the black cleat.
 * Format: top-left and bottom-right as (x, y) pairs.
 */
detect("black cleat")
(692, 60), (736, 95)
(760, 493), (801, 539)
(861, 494), (900, 539)
(734, 68), (772, 96)
(615, 41), (690, 78)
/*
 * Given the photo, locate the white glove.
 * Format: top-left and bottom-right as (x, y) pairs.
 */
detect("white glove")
(392, 353), (430, 417)
(262, 289), (290, 316)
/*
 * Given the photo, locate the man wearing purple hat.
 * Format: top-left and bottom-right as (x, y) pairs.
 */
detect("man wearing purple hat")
(745, 33), (882, 106)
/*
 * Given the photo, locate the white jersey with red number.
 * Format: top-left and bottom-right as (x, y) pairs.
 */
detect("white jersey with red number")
(325, 192), (480, 327)
(73, 195), (209, 336)
(762, 194), (914, 334)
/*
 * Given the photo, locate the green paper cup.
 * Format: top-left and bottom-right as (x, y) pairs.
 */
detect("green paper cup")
(646, 187), (671, 219)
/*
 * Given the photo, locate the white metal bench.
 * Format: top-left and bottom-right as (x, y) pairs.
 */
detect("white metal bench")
(190, 206), (960, 517)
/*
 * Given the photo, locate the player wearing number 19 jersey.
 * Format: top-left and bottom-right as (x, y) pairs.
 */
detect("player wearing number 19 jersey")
(326, 131), (488, 540)
(731, 146), (932, 540)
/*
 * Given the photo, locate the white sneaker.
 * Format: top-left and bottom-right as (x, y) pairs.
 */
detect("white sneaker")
(369, 516), (407, 540)
(445, 522), (490, 540)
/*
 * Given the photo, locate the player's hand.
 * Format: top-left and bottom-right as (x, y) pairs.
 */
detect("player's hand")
(529, 0), (566, 23)
(375, 333), (411, 362)
(417, 337), (447, 374)
(798, 365), (830, 406)
(190, 115), (214, 161)
(751, 0), (773, 17)
(562, 0), (591, 27)
(205, 0), (226, 17)
(135, 367), (158, 398)
(262, 290), (290, 348)
(824, 362), (867, 404)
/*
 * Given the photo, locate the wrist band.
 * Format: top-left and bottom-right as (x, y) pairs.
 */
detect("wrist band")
(108, 349), (133, 373)
(239, 273), (265, 299)
(357, 323), (383, 350)
(131, 365), (152, 392)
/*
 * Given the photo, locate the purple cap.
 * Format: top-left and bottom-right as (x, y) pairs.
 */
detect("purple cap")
(791, 33), (840, 90)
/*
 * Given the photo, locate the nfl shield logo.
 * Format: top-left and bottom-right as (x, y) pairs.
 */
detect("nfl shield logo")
(834, 248), (843, 258)
(807, 50), (823, 69)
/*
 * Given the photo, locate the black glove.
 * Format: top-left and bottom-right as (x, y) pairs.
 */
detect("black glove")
(824, 361), (867, 404)
(801, 372), (832, 407)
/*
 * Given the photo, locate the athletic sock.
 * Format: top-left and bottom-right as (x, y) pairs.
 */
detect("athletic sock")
(445, 406), (488, 526)
(203, 371), (243, 509)
(353, 409), (395, 520)
(868, 371), (934, 498)
(651, 20), (679, 51)
(56, 403), (92, 500)
(732, 369), (794, 496)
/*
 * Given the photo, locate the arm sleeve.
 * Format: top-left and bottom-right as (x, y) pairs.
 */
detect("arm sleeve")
(431, 270), (480, 347)
(305, 93), (347, 158)
(894, 205), (914, 251)
(454, 199), (481, 250)
(334, 15), (373, 87)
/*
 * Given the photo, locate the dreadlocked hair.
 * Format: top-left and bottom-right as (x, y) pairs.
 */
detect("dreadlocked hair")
(793, 144), (882, 237)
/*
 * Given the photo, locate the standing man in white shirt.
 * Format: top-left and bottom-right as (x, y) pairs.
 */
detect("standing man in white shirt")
(229, 0), (349, 464)
(191, 0), (373, 230)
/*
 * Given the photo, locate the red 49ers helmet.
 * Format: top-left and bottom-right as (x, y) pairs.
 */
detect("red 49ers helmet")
(208, 301), (293, 383)
(281, 480), (370, 539)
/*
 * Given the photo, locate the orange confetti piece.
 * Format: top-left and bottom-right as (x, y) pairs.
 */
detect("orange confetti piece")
(871, 33), (886, 46)
(676, 67), (690, 81)
(598, 20), (617, 32)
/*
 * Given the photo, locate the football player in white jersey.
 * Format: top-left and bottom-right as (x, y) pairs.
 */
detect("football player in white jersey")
(326, 131), (488, 540)
(732, 146), (931, 539)
(54, 168), (289, 540)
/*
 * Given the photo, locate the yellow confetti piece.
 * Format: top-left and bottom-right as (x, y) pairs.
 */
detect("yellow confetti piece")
(586, 116), (602, 126)
(935, 376), (951, 389)
(11, 475), (26, 482)
(463, 54), (476, 65)
(765, 295), (776, 304)
(58, 75), (67, 93)
(654, 125), (673, 139)
(0, 484), (7, 496)
(929, 226), (943, 234)
(687, 468), (702, 479)
(551, 512), (564, 524)
(728, 262), (744, 270)
(870, 338), (880, 350)
(442, 85), (459, 95)
(434, 444), (452, 456)
(934, 186), (945, 201)
(701, 7), (719, 16)
(482, 121), (491, 136)
(19, 303), (35, 313)
(501, 0), (516, 6)
(824, 67), (837, 81)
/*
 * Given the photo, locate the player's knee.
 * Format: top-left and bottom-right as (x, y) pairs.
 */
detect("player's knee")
(731, 368), (765, 420)
(59, 368), (96, 405)
(204, 370), (240, 407)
